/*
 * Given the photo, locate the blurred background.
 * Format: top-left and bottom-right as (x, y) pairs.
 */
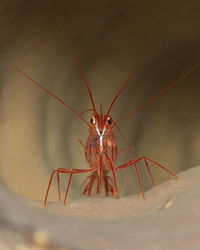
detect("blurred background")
(0, 0), (199, 202)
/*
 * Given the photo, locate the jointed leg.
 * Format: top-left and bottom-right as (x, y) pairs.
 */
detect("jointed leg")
(81, 175), (93, 189)
(104, 175), (114, 196)
(140, 157), (178, 179)
(44, 167), (95, 206)
(117, 146), (134, 157)
(87, 175), (95, 196)
(98, 156), (102, 191)
(57, 172), (61, 201)
(105, 154), (118, 196)
(64, 172), (72, 205)
(115, 156), (178, 178)
(115, 156), (178, 200)
(97, 177), (100, 194)
(104, 175), (109, 196)
(44, 169), (62, 207)
(82, 174), (96, 196)
(133, 162), (145, 200)
(144, 159), (155, 187)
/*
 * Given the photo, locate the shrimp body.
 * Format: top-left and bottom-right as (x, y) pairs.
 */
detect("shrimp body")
(84, 107), (118, 196)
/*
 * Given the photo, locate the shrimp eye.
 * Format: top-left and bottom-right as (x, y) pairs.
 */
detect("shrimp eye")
(107, 117), (112, 125)
(90, 116), (95, 124)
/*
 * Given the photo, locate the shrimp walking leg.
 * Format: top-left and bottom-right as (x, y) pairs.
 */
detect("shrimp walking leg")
(56, 172), (61, 201)
(115, 156), (178, 199)
(44, 167), (96, 206)
(105, 154), (118, 196)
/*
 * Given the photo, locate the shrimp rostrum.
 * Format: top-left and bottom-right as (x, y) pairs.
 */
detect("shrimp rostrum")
(0, 1), (199, 206)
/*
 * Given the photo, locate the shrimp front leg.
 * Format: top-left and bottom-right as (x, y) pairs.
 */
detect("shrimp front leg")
(115, 156), (178, 200)
(44, 167), (96, 206)
(105, 154), (118, 196)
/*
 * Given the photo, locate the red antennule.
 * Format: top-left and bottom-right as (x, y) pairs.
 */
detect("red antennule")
(47, 0), (96, 113)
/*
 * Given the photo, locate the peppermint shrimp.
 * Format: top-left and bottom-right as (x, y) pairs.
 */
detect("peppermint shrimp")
(0, 1), (199, 206)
